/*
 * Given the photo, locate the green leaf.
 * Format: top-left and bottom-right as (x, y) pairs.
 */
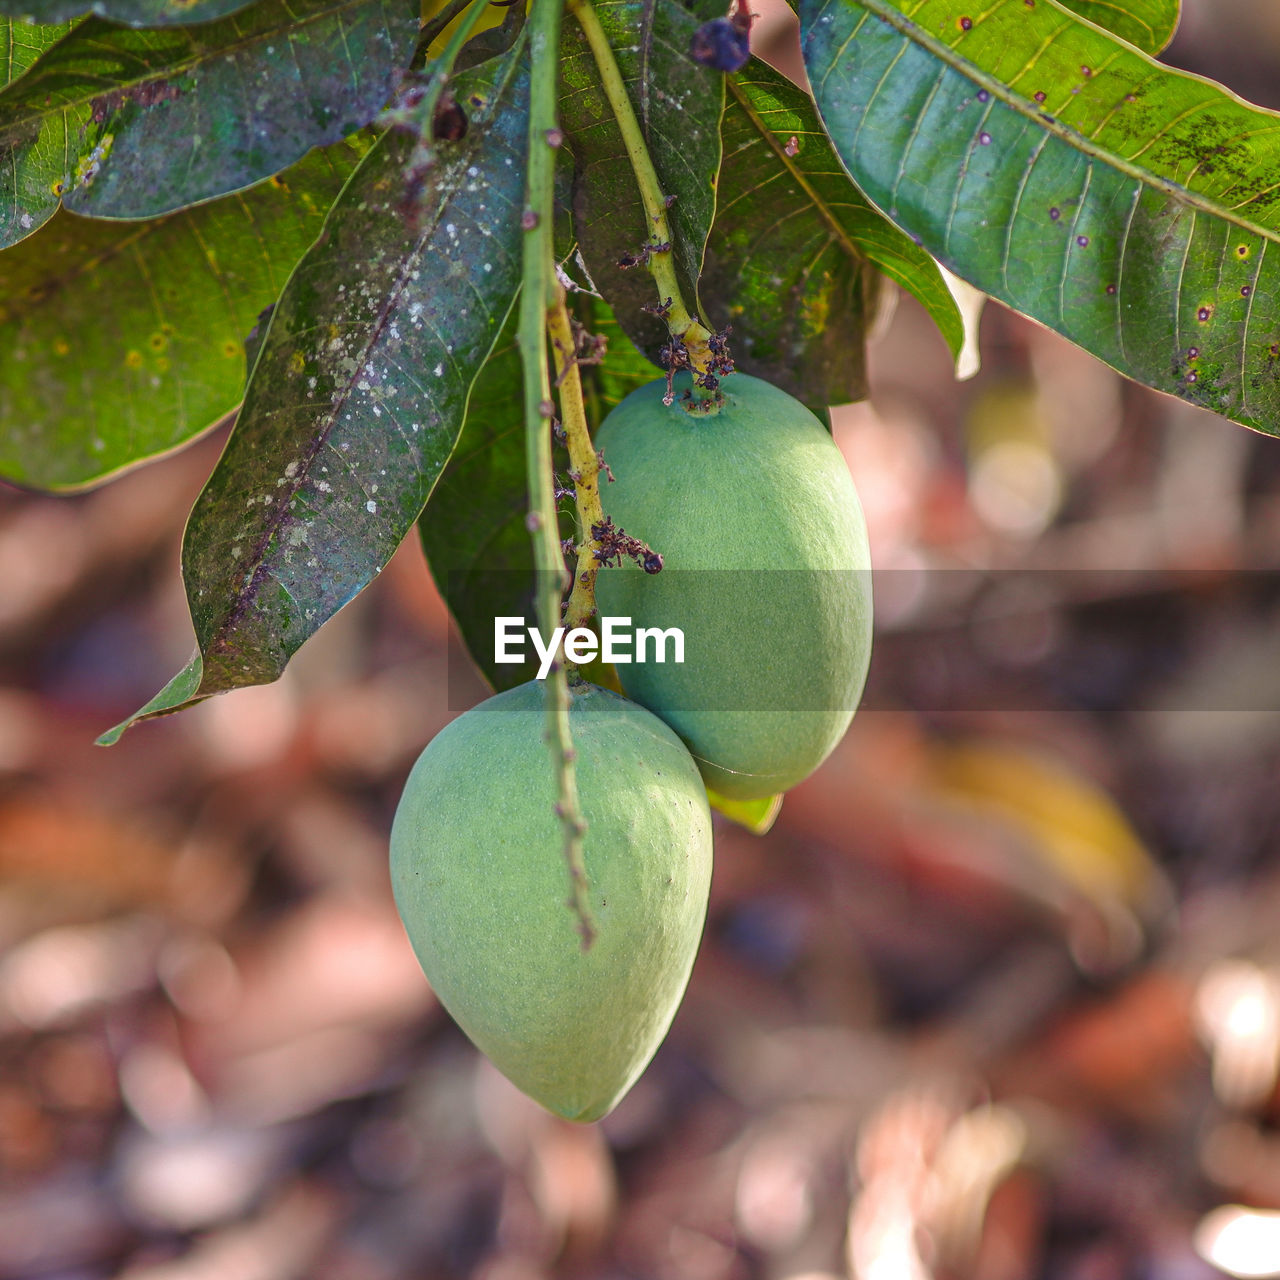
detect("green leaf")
(97, 654), (202, 746)
(0, 0), (418, 247)
(1056, 0), (1179, 56)
(800, 0), (1280, 436)
(705, 784), (783, 834)
(103, 41), (531, 739)
(421, 291), (659, 692)
(0, 137), (368, 491)
(0, 0), (257, 26)
(576, 288), (665, 412)
(418, 321), (550, 693)
(559, 0), (724, 361)
(1, 16), (72, 87)
(703, 56), (962, 407)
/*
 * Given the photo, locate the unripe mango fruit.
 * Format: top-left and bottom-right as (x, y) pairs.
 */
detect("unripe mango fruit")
(390, 679), (713, 1123)
(595, 372), (873, 800)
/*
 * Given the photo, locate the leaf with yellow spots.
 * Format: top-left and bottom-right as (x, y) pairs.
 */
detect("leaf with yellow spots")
(799, 0), (1280, 435)
(0, 135), (367, 490)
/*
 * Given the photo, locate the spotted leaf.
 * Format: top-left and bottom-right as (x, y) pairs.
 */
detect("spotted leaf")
(801, 0), (1280, 435)
(0, 0), (418, 248)
(0, 0), (256, 25)
(100, 40), (529, 742)
(0, 137), (368, 491)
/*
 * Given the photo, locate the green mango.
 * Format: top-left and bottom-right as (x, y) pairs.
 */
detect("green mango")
(594, 372), (873, 800)
(390, 679), (713, 1123)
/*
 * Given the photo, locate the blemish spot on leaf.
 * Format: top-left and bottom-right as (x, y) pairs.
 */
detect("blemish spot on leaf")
(149, 333), (167, 352)
(1198, 306), (1213, 322)
(1237, 245), (1250, 258)
(53, 338), (70, 357)
(90, 80), (181, 126)
(1081, 66), (1093, 78)
(959, 16), (972, 30)
(1076, 235), (1089, 247)
(125, 349), (143, 368)
(976, 90), (989, 103)
(73, 133), (115, 190)
(979, 131), (992, 145)
(1106, 284), (1116, 295)
(1242, 285), (1253, 297)
(224, 341), (241, 358)
(1188, 347), (1199, 359)
(1049, 207), (1061, 221)
(1034, 91), (1046, 103)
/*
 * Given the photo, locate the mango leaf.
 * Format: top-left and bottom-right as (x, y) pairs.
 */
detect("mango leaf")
(1057, 0), (1179, 56)
(1, 16), (72, 87)
(0, 0), (418, 248)
(705, 785), (783, 834)
(418, 322), (563, 693)
(559, 0), (724, 362)
(578, 288), (665, 413)
(0, 136), (368, 491)
(100, 41), (530, 743)
(703, 56), (962, 408)
(0, 0), (257, 26)
(420, 292), (660, 692)
(800, 0), (1280, 436)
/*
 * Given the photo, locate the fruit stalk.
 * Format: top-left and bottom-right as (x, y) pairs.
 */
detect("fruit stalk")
(565, 0), (715, 372)
(519, 0), (595, 949)
(548, 293), (606, 632)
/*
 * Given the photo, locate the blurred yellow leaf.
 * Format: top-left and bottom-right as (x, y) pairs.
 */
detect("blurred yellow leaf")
(927, 741), (1157, 908)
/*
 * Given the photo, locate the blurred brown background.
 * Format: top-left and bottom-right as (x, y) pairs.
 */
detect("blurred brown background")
(5, 1), (1280, 1276)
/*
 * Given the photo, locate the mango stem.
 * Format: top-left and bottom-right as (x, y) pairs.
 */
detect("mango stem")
(548, 292), (607, 634)
(565, 0), (716, 372)
(520, 0), (596, 951)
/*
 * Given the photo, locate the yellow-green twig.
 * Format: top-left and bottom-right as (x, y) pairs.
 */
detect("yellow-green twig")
(548, 293), (606, 633)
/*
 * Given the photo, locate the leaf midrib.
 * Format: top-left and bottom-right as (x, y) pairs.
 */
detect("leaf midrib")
(727, 70), (865, 269)
(833, 0), (1280, 248)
